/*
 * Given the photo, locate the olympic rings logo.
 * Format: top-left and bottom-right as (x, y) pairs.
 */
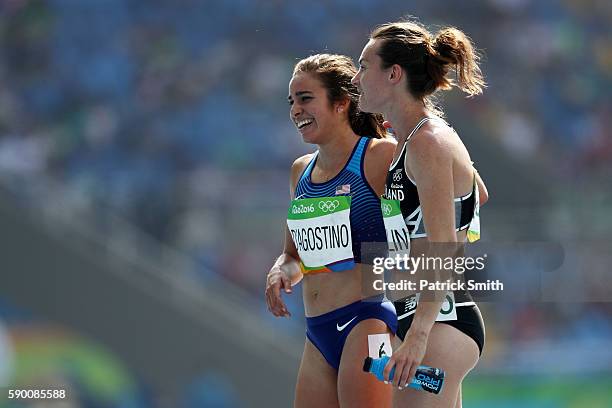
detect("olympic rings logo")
(382, 203), (392, 216)
(318, 200), (340, 213)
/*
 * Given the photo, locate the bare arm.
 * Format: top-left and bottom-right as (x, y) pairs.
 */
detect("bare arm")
(405, 130), (457, 334)
(363, 137), (397, 196)
(384, 129), (459, 386)
(264, 155), (311, 317)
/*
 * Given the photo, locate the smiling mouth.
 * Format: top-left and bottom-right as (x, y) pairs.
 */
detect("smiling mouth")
(296, 119), (314, 129)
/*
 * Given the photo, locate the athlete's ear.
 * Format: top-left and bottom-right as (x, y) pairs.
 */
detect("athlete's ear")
(335, 98), (350, 114)
(389, 64), (403, 84)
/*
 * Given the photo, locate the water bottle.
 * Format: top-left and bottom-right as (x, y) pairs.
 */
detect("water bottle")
(363, 356), (444, 394)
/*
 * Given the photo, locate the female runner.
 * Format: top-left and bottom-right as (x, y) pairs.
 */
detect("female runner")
(265, 54), (397, 407)
(352, 19), (489, 407)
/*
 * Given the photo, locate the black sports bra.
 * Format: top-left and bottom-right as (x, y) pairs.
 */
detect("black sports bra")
(383, 117), (477, 239)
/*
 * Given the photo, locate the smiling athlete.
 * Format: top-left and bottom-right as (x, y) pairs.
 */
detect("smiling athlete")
(265, 54), (397, 407)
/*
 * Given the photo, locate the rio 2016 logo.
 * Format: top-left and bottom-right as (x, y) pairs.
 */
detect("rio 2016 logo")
(292, 203), (315, 214)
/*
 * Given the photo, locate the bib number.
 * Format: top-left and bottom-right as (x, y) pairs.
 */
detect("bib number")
(381, 198), (411, 256)
(400, 292), (457, 322)
(287, 196), (354, 271)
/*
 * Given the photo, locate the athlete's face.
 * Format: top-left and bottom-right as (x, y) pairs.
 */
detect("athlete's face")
(352, 39), (392, 114)
(288, 72), (344, 144)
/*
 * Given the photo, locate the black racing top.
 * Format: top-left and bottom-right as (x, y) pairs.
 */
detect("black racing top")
(384, 117), (478, 308)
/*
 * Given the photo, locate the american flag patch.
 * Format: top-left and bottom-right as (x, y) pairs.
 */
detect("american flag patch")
(335, 184), (350, 195)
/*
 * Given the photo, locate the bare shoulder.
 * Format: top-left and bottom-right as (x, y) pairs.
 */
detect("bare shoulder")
(408, 121), (454, 163)
(363, 137), (397, 195)
(290, 153), (314, 188)
(366, 137), (397, 162)
(291, 153), (314, 174)
(368, 136), (397, 153)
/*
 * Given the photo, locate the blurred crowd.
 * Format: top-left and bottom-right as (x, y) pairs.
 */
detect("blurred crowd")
(0, 0), (611, 381)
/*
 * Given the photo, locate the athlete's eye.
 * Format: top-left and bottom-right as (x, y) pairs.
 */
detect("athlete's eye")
(301, 96), (312, 102)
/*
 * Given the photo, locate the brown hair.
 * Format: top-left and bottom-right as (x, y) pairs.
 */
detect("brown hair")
(293, 54), (386, 138)
(371, 19), (485, 112)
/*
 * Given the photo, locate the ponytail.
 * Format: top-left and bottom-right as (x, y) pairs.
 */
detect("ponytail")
(430, 27), (485, 96)
(348, 105), (386, 139)
(371, 19), (486, 103)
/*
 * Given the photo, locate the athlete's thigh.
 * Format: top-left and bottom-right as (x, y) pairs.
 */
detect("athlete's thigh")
(392, 323), (479, 408)
(295, 338), (339, 408)
(338, 319), (393, 408)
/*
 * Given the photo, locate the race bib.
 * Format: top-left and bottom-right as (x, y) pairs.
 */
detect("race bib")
(287, 196), (354, 273)
(368, 333), (393, 358)
(381, 198), (411, 256)
(397, 292), (457, 322)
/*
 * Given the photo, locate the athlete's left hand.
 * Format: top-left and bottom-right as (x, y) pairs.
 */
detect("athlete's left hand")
(383, 329), (428, 388)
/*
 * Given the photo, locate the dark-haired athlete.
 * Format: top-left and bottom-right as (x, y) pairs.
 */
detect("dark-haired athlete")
(353, 19), (489, 408)
(265, 54), (397, 407)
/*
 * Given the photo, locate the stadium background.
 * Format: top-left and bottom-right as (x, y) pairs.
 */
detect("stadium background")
(0, 0), (611, 406)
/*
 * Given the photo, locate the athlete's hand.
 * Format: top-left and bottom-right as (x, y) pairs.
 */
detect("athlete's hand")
(265, 265), (293, 317)
(384, 329), (428, 388)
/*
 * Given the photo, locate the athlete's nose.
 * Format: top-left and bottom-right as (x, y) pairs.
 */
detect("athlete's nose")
(291, 103), (302, 119)
(351, 71), (360, 87)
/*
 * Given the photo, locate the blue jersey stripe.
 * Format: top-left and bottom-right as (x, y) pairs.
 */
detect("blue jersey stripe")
(346, 139), (366, 175)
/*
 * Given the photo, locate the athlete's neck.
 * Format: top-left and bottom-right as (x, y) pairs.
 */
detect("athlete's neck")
(316, 127), (360, 171)
(385, 97), (430, 145)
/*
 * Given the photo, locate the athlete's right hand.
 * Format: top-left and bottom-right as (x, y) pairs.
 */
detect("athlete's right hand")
(265, 266), (293, 317)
